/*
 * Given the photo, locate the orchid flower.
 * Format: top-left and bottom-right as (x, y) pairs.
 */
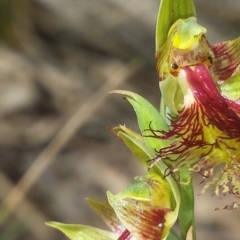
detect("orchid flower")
(47, 170), (177, 240)
(153, 14), (240, 206)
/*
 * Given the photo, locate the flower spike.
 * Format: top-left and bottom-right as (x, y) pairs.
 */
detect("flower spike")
(47, 1), (240, 240)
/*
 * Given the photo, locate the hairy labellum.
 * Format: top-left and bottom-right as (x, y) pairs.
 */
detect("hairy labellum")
(151, 63), (240, 196)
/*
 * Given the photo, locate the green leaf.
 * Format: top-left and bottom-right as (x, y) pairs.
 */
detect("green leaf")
(46, 222), (117, 240)
(156, 0), (196, 51)
(111, 90), (169, 151)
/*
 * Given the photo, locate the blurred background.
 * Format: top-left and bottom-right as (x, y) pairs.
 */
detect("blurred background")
(0, 0), (239, 239)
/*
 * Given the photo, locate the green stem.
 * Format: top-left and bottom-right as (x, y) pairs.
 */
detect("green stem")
(178, 167), (196, 240)
(167, 228), (183, 240)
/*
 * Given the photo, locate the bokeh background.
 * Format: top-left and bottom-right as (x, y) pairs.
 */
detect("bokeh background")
(0, 0), (239, 239)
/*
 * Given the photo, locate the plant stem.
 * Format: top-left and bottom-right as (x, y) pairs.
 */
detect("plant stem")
(178, 167), (196, 240)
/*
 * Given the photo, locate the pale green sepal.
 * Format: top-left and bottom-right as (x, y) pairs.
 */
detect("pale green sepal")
(171, 17), (206, 49)
(155, 0), (196, 51)
(160, 76), (183, 115)
(46, 222), (117, 240)
(219, 74), (240, 100)
(111, 90), (169, 151)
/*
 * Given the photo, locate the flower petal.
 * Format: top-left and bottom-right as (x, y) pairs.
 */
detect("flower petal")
(107, 192), (171, 240)
(185, 64), (240, 138)
(117, 171), (171, 209)
(116, 178), (151, 202)
(211, 37), (240, 80)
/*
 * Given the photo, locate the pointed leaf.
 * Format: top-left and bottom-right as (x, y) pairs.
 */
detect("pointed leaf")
(111, 90), (169, 151)
(46, 222), (117, 240)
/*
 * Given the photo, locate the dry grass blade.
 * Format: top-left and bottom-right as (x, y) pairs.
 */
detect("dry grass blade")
(0, 171), (51, 239)
(0, 57), (144, 224)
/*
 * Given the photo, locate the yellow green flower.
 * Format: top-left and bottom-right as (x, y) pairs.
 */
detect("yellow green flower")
(47, 171), (176, 240)
(153, 16), (240, 200)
